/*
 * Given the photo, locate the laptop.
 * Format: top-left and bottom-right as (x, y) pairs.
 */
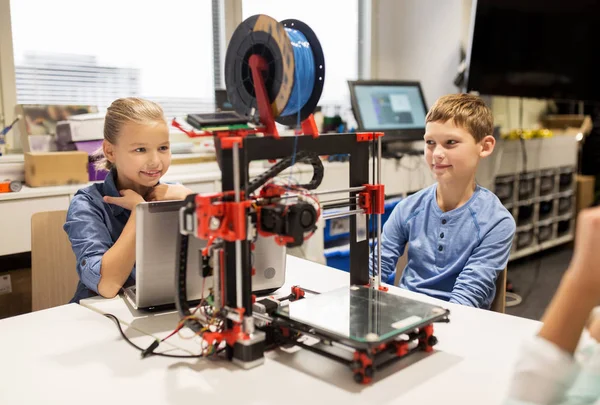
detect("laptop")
(124, 200), (287, 310)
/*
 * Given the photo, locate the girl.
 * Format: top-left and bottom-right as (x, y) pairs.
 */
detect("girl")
(506, 206), (600, 404)
(64, 97), (193, 303)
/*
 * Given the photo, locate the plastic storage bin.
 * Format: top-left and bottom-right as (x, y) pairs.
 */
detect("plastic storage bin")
(539, 169), (556, 196)
(537, 223), (553, 243)
(324, 245), (350, 272)
(323, 197), (402, 244)
(558, 196), (573, 215)
(557, 219), (571, 237)
(518, 172), (536, 201)
(538, 199), (554, 221)
(516, 227), (535, 250)
(559, 168), (574, 192)
(494, 175), (515, 203)
(517, 203), (534, 226)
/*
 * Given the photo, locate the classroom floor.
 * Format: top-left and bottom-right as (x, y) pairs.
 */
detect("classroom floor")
(505, 245), (573, 320)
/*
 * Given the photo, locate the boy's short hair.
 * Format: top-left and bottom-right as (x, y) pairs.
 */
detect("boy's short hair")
(425, 93), (493, 142)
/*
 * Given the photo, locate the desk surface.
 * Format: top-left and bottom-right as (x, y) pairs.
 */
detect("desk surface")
(1, 256), (540, 405)
(0, 304), (201, 405)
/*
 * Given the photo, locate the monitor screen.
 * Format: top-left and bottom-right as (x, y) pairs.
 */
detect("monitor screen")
(466, 0), (600, 101)
(215, 89), (234, 111)
(349, 81), (428, 142)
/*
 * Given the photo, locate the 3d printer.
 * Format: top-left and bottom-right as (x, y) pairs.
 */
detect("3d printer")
(173, 14), (449, 384)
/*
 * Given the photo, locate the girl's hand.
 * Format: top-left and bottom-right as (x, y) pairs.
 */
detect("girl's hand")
(103, 190), (145, 211)
(146, 184), (193, 202)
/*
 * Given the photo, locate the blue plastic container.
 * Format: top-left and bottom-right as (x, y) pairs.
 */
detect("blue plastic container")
(323, 197), (402, 244)
(324, 245), (351, 272)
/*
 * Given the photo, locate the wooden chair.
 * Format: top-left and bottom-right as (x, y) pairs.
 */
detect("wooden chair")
(490, 267), (508, 313)
(31, 210), (78, 311)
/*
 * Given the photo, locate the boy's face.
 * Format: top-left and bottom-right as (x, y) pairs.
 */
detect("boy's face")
(424, 119), (494, 183)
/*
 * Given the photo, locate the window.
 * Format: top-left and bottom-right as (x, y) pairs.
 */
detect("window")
(242, 0), (358, 114)
(10, 0), (215, 118)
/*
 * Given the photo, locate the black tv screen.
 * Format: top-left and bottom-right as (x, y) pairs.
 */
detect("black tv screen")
(466, 0), (600, 101)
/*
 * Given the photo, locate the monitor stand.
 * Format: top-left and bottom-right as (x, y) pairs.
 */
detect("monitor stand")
(383, 140), (422, 159)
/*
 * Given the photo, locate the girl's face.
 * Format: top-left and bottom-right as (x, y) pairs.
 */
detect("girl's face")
(103, 121), (171, 191)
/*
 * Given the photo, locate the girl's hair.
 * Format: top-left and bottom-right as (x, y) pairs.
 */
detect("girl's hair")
(93, 97), (165, 171)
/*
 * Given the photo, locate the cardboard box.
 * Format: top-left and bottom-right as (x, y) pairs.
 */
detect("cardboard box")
(24, 151), (88, 187)
(0, 268), (32, 319)
(541, 115), (593, 136)
(576, 175), (596, 216)
(56, 113), (105, 143)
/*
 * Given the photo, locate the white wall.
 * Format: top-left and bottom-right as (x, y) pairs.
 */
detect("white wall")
(370, 0), (550, 133)
(372, 0), (464, 106)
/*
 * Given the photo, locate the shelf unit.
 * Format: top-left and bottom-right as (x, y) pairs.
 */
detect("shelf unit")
(483, 135), (579, 261)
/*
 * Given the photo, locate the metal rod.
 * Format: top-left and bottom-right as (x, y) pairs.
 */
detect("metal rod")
(251, 312), (273, 323)
(292, 340), (353, 366)
(232, 142), (243, 309)
(318, 196), (359, 205)
(322, 209), (365, 221)
(276, 186), (365, 200)
(275, 187), (365, 202)
(313, 186), (365, 196)
(322, 201), (358, 210)
(295, 286), (321, 295)
(213, 247), (221, 309)
(377, 135), (382, 288)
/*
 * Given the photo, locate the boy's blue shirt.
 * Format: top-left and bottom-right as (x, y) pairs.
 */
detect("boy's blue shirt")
(371, 183), (516, 309)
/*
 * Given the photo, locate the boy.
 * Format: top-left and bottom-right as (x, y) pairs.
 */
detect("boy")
(372, 93), (515, 309)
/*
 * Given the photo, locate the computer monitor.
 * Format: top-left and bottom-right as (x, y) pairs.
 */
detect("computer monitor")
(215, 89), (234, 111)
(348, 80), (428, 143)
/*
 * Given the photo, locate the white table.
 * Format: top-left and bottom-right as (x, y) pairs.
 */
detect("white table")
(69, 256), (542, 405)
(0, 304), (204, 405)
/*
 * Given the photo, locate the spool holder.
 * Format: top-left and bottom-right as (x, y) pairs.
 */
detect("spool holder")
(277, 19), (325, 127)
(225, 15), (324, 136)
(249, 54), (319, 139)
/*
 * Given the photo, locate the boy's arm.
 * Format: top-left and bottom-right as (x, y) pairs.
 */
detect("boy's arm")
(370, 204), (408, 284)
(449, 216), (515, 308)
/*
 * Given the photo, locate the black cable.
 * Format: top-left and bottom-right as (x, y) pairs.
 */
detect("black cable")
(518, 97), (528, 174)
(519, 97), (524, 132)
(247, 150), (324, 195)
(519, 136), (528, 174)
(103, 313), (204, 359)
(175, 219), (204, 334)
